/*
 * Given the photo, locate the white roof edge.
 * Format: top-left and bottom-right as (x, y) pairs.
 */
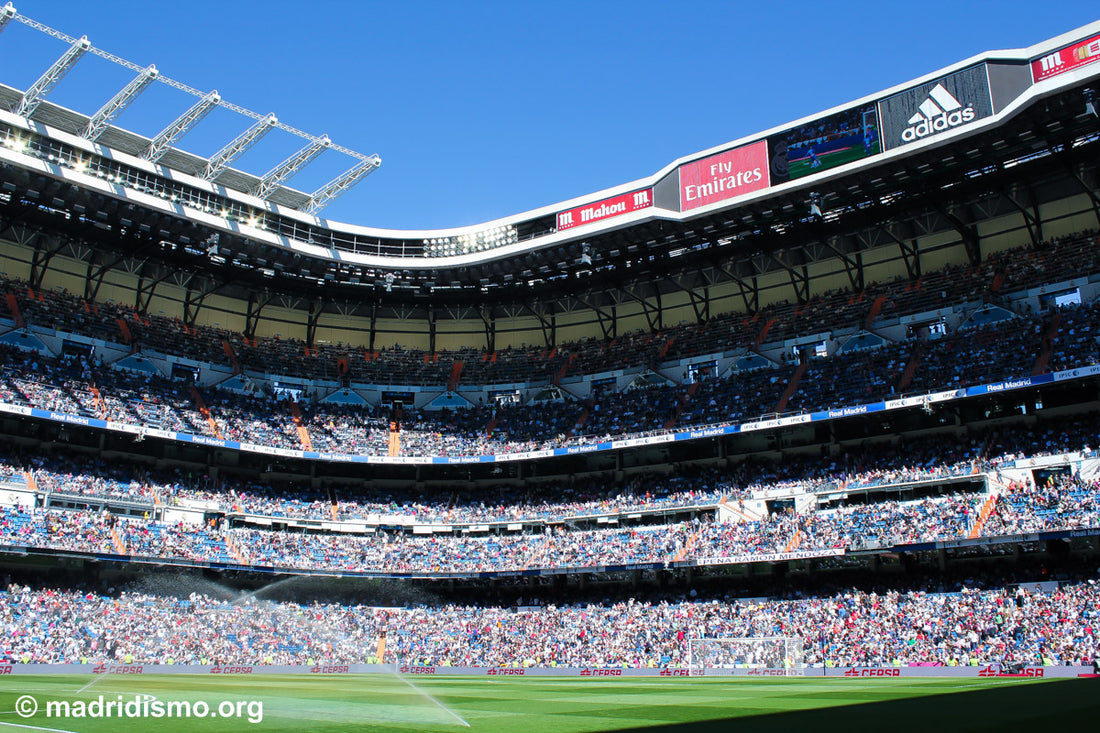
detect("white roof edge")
(6, 20), (1100, 253)
(316, 19), (1100, 240)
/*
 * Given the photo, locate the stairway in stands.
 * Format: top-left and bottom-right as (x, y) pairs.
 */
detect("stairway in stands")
(3, 293), (24, 328)
(289, 402), (313, 450)
(567, 406), (591, 438)
(554, 353), (578, 385)
(672, 526), (703, 562)
(775, 362), (810, 413)
(447, 360), (465, 392)
(221, 340), (241, 374)
(223, 533), (251, 565)
(110, 527), (127, 554)
(115, 317), (132, 347)
(664, 382), (701, 430)
(967, 494), (999, 539)
(1032, 311), (1062, 376)
(897, 342), (924, 392)
(782, 528), (803, 553)
(190, 386), (224, 439)
(753, 318), (777, 348)
(718, 496), (763, 522)
(865, 295), (887, 328)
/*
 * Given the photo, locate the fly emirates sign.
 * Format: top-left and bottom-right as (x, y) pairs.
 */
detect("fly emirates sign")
(678, 140), (770, 212)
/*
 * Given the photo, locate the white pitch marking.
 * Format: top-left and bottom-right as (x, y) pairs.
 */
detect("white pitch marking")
(73, 676), (106, 696)
(0, 721), (81, 733)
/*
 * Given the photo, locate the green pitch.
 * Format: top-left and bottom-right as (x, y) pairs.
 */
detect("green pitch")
(1, 674), (1097, 733)
(788, 143), (881, 179)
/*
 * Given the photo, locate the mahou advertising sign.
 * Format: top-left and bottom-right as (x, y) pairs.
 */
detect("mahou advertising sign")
(1032, 32), (1100, 82)
(557, 189), (653, 231)
(678, 140), (770, 212)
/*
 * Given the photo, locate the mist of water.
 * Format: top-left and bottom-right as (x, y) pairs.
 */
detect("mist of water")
(172, 573), (473, 727)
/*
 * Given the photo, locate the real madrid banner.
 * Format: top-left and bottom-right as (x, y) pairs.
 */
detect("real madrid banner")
(878, 64), (994, 151)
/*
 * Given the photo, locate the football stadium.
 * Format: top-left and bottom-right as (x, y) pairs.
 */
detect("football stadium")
(0, 4), (1098, 731)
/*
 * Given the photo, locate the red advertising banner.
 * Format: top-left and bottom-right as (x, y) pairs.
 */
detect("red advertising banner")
(557, 189), (653, 231)
(679, 140), (770, 212)
(1032, 33), (1100, 82)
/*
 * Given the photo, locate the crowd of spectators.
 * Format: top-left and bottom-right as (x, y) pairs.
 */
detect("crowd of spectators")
(1, 232), (1097, 396)
(3, 288), (1099, 457)
(1, 577), (1096, 669)
(691, 493), (982, 557)
(987, 473), (1100, 535)
(0, 469), (1095, 575)
(3, 411), (1097, 528)
(1048, 298), (1100, 373)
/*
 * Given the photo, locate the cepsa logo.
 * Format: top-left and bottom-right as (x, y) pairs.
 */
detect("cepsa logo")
(659, 669), (690, 677)
(843, 667), (901, 677)
(0, 666), (12, 675)
(747, 668), (789, 676)
(398, 666), (436, 675)
(92, 664), (144, 674)
(978, 665), (1044, 677)
(210, 666), (253, 674)
(486, 668), (524, 676)
(310, 665), (349, 674)
(579, 668), (622, 677)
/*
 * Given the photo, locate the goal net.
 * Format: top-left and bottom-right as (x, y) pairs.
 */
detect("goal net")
(686, 636), (805, 676)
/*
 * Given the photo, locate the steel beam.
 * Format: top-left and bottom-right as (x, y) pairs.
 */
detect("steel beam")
(252, 135), (330, 199)
(83, 64), (157, 140)
(0, 4), (16, 36)
(201, 113), (277, 181)
(15, 35), (90, 118)
(142, 90), (220, 162)
(304, 155), (381, 214)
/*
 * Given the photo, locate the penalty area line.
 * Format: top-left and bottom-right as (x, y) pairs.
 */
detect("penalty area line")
(0, 721), (81, 733)
(73, 676), (104, 695)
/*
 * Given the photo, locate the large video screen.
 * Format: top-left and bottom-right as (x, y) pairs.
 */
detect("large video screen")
(768, 103), (880, 183)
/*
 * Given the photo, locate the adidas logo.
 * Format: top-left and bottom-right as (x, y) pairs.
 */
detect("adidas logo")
(901, 84), (976, 142)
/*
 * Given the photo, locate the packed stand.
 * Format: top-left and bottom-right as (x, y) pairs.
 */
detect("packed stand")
(0, 577), (1096, 668)
(0, 232), (1097, 393)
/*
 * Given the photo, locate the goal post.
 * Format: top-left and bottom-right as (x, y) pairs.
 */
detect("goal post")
(686, 636), (805, 676)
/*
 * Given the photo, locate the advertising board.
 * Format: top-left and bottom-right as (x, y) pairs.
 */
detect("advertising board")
(678, 140), (769, 211)
(1032, 32), (1100, 82)
(878, 65), (993, 150)
(557, 189), (653, 231)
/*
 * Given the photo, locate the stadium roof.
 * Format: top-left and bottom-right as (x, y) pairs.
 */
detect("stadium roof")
(0, 13), (1098, 324)
(0, 5), (380, 213)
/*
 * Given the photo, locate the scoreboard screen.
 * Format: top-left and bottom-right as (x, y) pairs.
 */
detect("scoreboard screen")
(768, 103), (881, 183)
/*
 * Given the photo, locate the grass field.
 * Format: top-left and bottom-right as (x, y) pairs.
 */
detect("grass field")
(1, 674), (1098, 733)
(788, 143), (880, 179)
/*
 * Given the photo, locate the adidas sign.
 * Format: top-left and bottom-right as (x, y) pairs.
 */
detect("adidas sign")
(901, 84), (975, 142)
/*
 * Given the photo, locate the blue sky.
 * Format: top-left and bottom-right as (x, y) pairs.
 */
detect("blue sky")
(0, 1), (1096, 230)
